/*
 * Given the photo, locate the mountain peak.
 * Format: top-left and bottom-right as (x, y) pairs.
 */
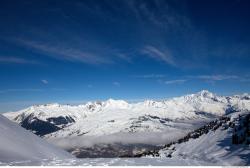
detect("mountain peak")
(104, 99), (129, 108)
(32, 103), (61, 108)
(197, 90), (214, 98)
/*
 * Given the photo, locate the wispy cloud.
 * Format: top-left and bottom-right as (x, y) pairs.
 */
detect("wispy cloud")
(211, 43), (250, 59)
(125, 0), (192, 31)
(0, 88), (67, 94)
(51, 88), (66, 91)
(0, 89), (43, 94)
(165, 79), (187, 84)
(187, 75), (239, 81)
(133, 74), (166, 79)
(123, 1), (210, 69)
(238, 75), (250, 82)
(142, 45), (175, 66)
(114, 51), (133, 63)
(2, 0), (199, 68)
(113, 81), (120, 87)
(162, 74), (250, 84)
(41, 79), (48, 84)
(0, 56), (39, 64)
(14, 38), (111, 65)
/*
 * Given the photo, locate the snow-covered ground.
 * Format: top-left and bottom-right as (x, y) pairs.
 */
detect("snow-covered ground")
(0, 114), (72, 165)
(0, 157), (214, 166)
(158, 111), (250, 166)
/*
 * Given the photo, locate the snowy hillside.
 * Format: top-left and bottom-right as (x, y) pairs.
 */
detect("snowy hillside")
(4, 90), (250, 140)
(0, 114), (72, 165)
(154, 111), (250, 166)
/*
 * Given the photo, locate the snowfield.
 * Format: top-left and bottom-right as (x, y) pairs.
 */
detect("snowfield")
(0, 158), (213, 166)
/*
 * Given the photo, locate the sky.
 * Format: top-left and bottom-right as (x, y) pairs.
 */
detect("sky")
(0, 0), (250, 112)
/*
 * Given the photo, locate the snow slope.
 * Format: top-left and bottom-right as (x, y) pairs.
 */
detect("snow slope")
(158, 111), (250, 166)
(0, 114), (72, 165)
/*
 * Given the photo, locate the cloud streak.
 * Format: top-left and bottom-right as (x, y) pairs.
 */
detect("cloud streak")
(41, 79), (48, 84)
(0, 56), (39, 65)
(165, 79), (187, 84)
(142, 46), (175, 66)
(0, 88), (67, 94)
(0, 89), (43, 94)
(133, 74), (166, 79)
(14, 38), (112, 65)
(187, 75), (239, 81)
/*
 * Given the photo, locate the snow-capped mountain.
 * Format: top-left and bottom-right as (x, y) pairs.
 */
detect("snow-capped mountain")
(3, 90), (250, 139)
(1, 90), (250, 166)
(0, 114), (72, 165)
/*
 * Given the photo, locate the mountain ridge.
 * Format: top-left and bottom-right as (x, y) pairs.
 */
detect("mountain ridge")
(3, 90), (250, 139)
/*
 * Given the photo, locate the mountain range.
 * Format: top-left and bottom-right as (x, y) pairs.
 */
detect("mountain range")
(1, 90), (250, 165)
(3, 90), (250, 140)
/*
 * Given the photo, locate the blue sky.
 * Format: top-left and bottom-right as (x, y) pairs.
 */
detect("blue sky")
(0, 0), (250, 112)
